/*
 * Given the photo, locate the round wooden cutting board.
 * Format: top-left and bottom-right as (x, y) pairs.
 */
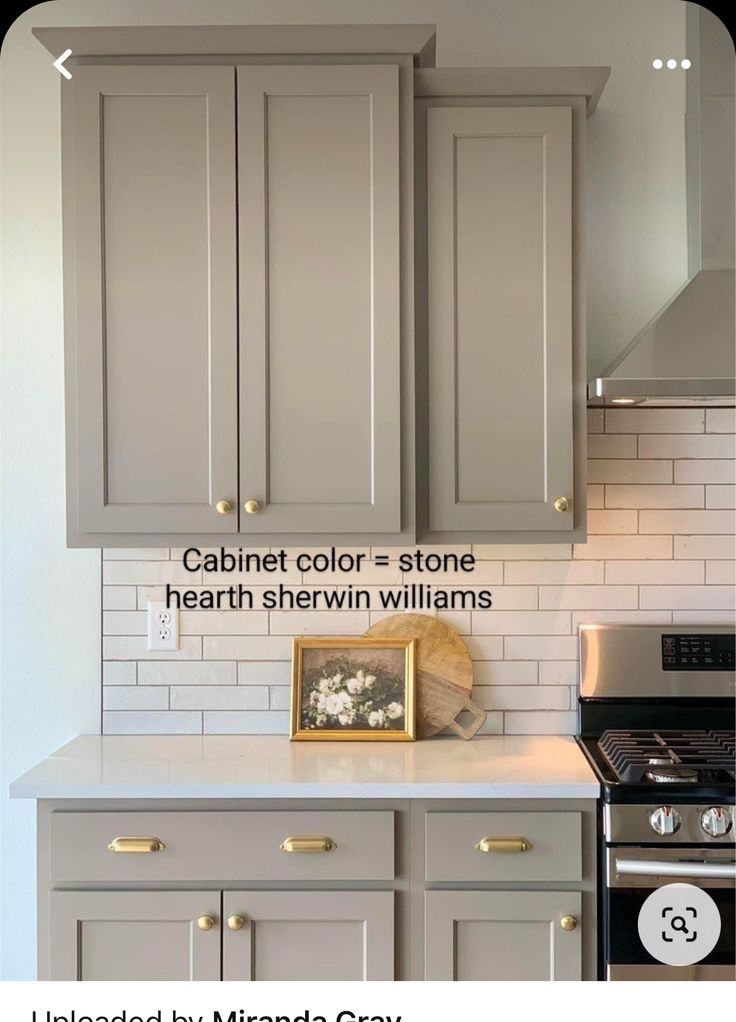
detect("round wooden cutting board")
(365, 613), (485, 739)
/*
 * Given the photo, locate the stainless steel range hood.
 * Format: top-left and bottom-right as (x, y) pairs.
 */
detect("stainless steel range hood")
(590, 5), (735, 407)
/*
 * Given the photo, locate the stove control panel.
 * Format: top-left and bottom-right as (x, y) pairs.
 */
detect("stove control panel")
(661, 633), (735, 670)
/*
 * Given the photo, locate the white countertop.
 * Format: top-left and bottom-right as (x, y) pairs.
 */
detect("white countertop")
(10, 735), (599, 799)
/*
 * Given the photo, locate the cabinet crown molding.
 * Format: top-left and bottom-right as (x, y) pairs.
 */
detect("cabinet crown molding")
(32, 24), (437, 66)
(415, 66), (610, 113)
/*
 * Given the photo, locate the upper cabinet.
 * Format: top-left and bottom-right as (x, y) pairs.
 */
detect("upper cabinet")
(66, 66), (239, 536)
(237, 65), (401, 534)
(35, 26), (607, 547)
(415, 69), (608, 542)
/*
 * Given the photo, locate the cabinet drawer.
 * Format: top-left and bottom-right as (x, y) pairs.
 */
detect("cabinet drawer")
(50, 810), (394, 883)
(425, 812), (581, 882)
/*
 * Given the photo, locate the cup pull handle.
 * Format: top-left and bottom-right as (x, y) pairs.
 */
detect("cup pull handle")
(280, 836), (337, 853)
(107, 836), (166, 853)
(476, 836), (533, 854)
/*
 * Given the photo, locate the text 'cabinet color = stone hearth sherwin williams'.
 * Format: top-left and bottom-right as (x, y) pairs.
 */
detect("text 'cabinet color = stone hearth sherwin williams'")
(101, 407), (736, 737)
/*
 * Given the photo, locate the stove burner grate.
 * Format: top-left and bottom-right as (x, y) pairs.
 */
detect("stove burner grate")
(598, 728), (736, 785)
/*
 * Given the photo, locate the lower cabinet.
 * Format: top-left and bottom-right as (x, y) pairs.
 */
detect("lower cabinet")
(50, 890), (221, 980)
(40, 800), (596, 980)
(50, 889), (394, 981)
(222, 891), (394, 980)
(425, 891), (583, 981)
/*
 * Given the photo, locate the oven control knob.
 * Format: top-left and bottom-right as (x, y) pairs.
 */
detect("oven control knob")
(701, 806), (732, 838)
(649, 806), (681, 836)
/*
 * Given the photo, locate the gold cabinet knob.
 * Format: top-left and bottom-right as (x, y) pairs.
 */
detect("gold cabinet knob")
(553, 496), (569, 513)
(227, 915), (246, 931)
(243, 499), (261, 515)
(560, 915), (578, 931)
(215, 499), (233, 515)
(476, 836), (533, 854)
(197, 915), (216, 932)
(280, 835), (337, 853)
(107, 836), (165, 854)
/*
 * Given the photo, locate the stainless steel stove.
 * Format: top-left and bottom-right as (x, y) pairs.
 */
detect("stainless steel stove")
(576, 624), (735, 981)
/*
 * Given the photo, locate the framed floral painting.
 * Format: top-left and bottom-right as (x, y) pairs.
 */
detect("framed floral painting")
(290, 637), (416, 741)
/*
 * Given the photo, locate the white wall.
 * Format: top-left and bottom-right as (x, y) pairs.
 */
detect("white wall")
(1, 0), (688, 979)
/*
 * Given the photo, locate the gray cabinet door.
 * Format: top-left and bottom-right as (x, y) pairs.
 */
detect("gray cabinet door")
(425, 890), (582, 980)
(49, 890), (221, 980)
(67, 67), (238, 534)
(426, 106), (574, 532)
(237, 66), (401, 533)
(223, 890), (394, 980)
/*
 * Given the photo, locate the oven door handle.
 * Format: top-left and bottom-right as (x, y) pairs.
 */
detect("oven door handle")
(616, 858), (736, 880)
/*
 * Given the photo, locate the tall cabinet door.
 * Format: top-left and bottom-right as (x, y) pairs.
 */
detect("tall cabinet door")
(67, 67), (238, 534)
(49, 891), (221, 980)
(223, 891), (394, 980)
(425, 891), (582, 981)
(238, 66), (401, 533)
(426, 106), (574, 532)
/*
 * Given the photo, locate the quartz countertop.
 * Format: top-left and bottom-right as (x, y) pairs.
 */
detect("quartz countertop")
(10, 734), (599, 799)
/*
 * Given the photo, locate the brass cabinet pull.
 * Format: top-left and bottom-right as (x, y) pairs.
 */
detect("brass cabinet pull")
(475, 836), (533, 854)
(107, 836), (166, 854)
(553, 496), (569, 513)
(227, 915), (246, 931)
(560, 915), (578, 931)
(215, 499), (233, 515)
(243, 499), (261, 515)
(197, 915), (216, 932)
(280, 835), (337, 853)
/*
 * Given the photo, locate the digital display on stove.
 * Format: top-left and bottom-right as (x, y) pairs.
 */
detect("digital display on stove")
(662, 633), (735, 671)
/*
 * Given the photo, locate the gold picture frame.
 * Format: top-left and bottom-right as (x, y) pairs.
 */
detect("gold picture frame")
(290, 637), (416, 741)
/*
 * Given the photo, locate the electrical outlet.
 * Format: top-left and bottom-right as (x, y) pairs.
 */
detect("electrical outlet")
(147, 600), (179, 652)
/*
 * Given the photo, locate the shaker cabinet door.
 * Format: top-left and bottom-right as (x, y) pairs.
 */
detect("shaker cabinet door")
(426, 106), (574, 532)
(237, 65), (402, 533)
(425, 890), (582, 981)
(66, 67), (238, 535)
(49, 890), (221, 980)
(223, 890), (395, 980)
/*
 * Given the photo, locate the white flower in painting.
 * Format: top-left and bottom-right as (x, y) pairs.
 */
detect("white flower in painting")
(386, 702), (403, 720)
(364, 674), (376, 689)
(347, 675), (363, 695)
(338, 707), (357, 726)
(309, 691), (319, 706)
(368, 709), (386, 728)
(316, 713), (327, 726)
(324, 690), (353, 718)
(317, 672), (343, 694)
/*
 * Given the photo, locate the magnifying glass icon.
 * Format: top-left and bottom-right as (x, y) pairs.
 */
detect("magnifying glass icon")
(671, 916), (689, 934)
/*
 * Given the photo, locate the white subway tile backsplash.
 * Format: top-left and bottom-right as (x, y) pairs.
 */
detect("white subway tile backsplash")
(100, 411), (735, 738)
(539, 585), (638, 610)
(588, 460), (672, 484)
(171, 686), (269, 710)
(103, 687), (168, 710)
(639, 434), (734, 459)
(139, 662), (236, 686)
(102, 587), (138, 610)
(605, 408), (704, 433)
(605, 560), (704, 585)
(587, 510), (639, 534)
(605, 485), (703, 509)
(640, 586), (735, 610)
(587, 434), (638, 459)
(639, 510), (735, 534)
(706, 486), (736, 509)
(103, 711), (202, 735)
(674, 460), (735, 484)
(473, 661), (538, 685)
(102, 661), (136, 686)
(505, 636), (578, 660)
(674, 535), (736, 559)
(706, 410), (736, 433)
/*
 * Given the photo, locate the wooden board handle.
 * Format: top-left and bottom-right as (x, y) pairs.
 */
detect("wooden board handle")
(447, 696), (487, 740)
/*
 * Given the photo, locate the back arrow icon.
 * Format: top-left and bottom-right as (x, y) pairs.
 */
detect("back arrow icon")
(53, 49), (72, 79)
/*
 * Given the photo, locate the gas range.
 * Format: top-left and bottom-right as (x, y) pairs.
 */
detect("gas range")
(575, 624), (735, 981)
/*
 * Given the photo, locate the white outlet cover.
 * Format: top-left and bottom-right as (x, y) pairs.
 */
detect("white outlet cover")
(147, 600), (179, 652)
